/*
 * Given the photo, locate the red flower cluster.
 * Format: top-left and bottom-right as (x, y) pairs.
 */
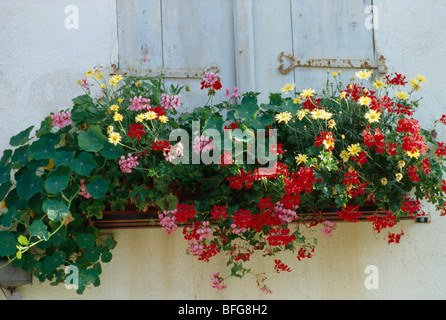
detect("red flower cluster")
(274, 259), (292, 273)
(200, 72), (222, 91)
(314, 131), (335, 150)
(267, 228), (296, 246)
(400, 199), (421, 217)
(151, 140), (170, 152)
(388, 230), (404, 244)
(385, 73), (408, 86)
(210, 205), (227, 220)
(175, 204), (196, 223)
(435, 142), (446, 157)
(363, 126), (386, 154)
(343, 171), (366, 197)
(407, 166), (420, 182)
(127, 123), (146, 140)
(296, 247), (314, 261)
(367, 211), (397, 233)
(227, 162), (290, 190)
(337, 204), (362, 222)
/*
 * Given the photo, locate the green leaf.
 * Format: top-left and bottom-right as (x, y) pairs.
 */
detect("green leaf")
(45, 173), (69, 195)
(53, 151), (76, 167)
(86, 178), (108, 199)
(0, 181), (12, 201)
(0, 149), (13, 168)
(16, 173), (44, 200)
(234, 102), (259, 121)
(40, 252), (66, 274)
(101, 143), (124, 160)
(0, 231), (17, 257)
(84, 247), (101, 263)
(28, 220), (49, 240)
(18, 235), (29, 246)
(70, 152), (97, 176)
(203, 116), (224, 134)
(9, 126), (34, 147)
(29, 137), (56, 160)
(0, 163), (11, 184)
(42, 200), (69, 222)
(101, 250), (113, 263)
(280, 98), (299, 114)
(78, 125), (107, 152)
(76, 233), (95, 249)
(12, 145), (30, 166)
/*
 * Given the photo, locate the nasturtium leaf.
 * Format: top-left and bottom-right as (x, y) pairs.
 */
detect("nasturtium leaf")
(45, 174), (69, 195)
(69, 152), (97, 176)
(0, 149), (13, 168)
(78, 125), (107, 152)
(12, 145), (30, 166)
(76, 233), (95, 249)
(0, 231), (17, 257)
(49, 226), (67, 246)
(40, 252), (66, 274)
(28, 219), (49, 240)
(16, 173), (44, 200)
(29, 137), (56, 160)
(234, 102), (259, 121)
(84, 247), (101, 263)
(280, 98), (299, 114)
(86, 178), (108, 199)
(246, 114), (273, 130)
(203, 116), (224, 134)
(101, 250), (113, 263)
(9, 126), (34, 147)
(0, 163), (11, 184)
(42, 199), (69, 222)
(53, 151), (76, 167)
(17, 235), (29, 246)
(0, 181), (12, 201)
(101, 143), (124, 160)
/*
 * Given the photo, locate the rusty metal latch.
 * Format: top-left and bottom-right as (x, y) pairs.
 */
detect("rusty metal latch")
(278, 52), (387, 75)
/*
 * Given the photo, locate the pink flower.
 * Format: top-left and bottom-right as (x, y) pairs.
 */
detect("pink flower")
(210, 272), (227, 290)
(221, 150), (233, 166)
(142, 55), (150, 63)
(160, 93), (181, 110)
(129, 96), (151, 111)
(79, 179), (91, 199)
(232, 87), (240, 98)
(50, 111), (72, 129)
(119, 154), (139, 173)
(159, 209), (178, 234)
(224, 88), (232, 98)
(321, 220), (337, 236)
(192, 135), (215, 154)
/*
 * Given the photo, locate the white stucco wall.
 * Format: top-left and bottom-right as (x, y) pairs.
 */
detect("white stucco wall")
(2, 0), (446, 300)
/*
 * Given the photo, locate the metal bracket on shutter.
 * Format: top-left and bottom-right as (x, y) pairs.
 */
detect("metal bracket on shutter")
(144, 65), (220, 80)
(278, 52), (387, 75)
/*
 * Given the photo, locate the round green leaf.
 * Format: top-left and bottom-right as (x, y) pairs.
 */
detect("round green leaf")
(86, 178), (108, 199)
(0, 149), (13, 168)
(70, 152), (97, 176)
(0, 231), (17, 257)
(84, 247), (101, 263)
(28, 219), (49, 240)
(40, 252), (66, 274)
(76, 233), (95, 249)
(42, 199), (69, 222)
(16, 173), (44, 200)
(45, 175), (69, 194)
(78, 125), (107, 152)
(101, 143), (124, 160)
(12, 145), (30, 166)
(29, 137), (56, 160)
(101, 250), (113, 263)
(53, 151), (76, 167)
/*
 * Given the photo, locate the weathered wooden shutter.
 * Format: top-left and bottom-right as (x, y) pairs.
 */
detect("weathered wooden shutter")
(117, 0), (383, 105)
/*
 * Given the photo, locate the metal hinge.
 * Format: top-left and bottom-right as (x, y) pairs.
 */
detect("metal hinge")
(278, 52), (387, 75)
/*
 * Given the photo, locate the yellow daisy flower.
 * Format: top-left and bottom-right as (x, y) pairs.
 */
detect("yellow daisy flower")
(394, 91), (410, 100)
(300, 88), (316, 99)
(275, 111), (292, 124)
(410, 78), (421, 91)
(158, 115), (169, 123)
(358, 96), (372, 106)
(296, 110), (307, 121)
(355, 69), (373, 80)
(416, 74), (427, 83)
(108, 74), (124, 87)
(340, 150), (350, 162)
(84, 67), (95, 78)
(347, 143), (362, 157)
(144, 111), (158, 120)
(295, 154), (308, 165)
(113, 112), (123, 121)
(281, 83), (295, 94)
(372, 77), (387, 89)
(406, 150), (420, 158)
(364, 109), (381, 123)
(108, 132), (121, 146)
(110, 104), (120, 111)
(328, 119), (336, 129)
